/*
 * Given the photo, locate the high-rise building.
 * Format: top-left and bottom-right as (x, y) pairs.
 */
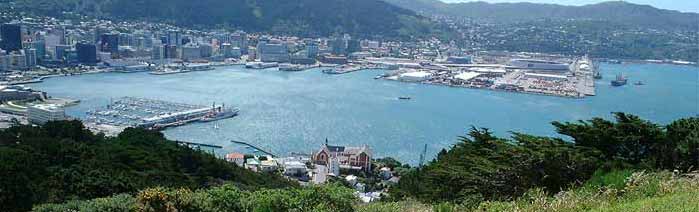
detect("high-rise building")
(1, 24), (22, 52)
(55, 45), (71, 61)
(231, 31), (248, 54)
(306, 43), (319, 58)
(99, 33), (119, 54)
(152, 44), (164, 60)
(181, 43), (201, 61)
(25, 48), (37, 67)
(29, 40), (46, 62)
(347, 39), (361, 54)
(330, 37), (346, 56)
(257, 41), (289, 63)
(164, 45), (178, 59)
(167, 31), (182, 47)
(199, 44), (213, 58)
(10, 51), (26, 70)
(76, 43), (97, 64)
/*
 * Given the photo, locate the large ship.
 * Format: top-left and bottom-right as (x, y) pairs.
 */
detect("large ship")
(199, 104), (239, 122)
(611, 73), (627, 86)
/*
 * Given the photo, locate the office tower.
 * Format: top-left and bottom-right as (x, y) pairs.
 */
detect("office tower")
(1, 24), (22, 52)
(76, 43), (98, 64)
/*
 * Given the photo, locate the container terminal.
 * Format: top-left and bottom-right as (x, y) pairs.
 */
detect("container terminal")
(378, 56), (597, 98)
(85, 97), (238, 134)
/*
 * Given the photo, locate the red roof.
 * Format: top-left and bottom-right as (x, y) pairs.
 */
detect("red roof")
(226, 152), (245, 159)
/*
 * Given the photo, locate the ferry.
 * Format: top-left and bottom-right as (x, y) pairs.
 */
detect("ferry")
(245, 62), (278, 69)
(611, 74), (628, 87)
(200, 107), (239, 122)
(398, 96), (412, 100)
(278, 64), (303, 72)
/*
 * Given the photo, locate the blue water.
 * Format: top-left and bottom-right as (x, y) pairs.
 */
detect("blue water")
(33, 63), (699, 164)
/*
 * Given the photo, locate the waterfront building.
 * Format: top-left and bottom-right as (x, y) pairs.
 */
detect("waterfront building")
(97, 52), (111, 61)
(164, 45), (178, 59)
(151, 44), (164, 60)
(28, 104), (66, 125)
(447, 56), (472, 64)
(76, 43), (98, 64)
(1, 24), (22, 52)
(306, 42), (319, 58)
(312, 141), (372, 172)
(330, 37), (346, 56)
(0, 85), (43, 102)
(257, 41), (289, 63)
(55, 45), (71, 61)
(99, 33), (119, 54)
(318, 55), (348, 64)
(230, 31), (249, 54)
(509, 59), (570, 71)
(398, 71), (432, 82)
(347, 39), (361, 54)
(181, 44), (201, 61)
(199, 44), (213, 58)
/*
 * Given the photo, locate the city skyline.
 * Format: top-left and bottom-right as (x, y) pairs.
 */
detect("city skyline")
(441, 0), (699, 13)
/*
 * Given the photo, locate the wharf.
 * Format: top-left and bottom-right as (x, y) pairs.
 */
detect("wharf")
(231, 140), (277, 157)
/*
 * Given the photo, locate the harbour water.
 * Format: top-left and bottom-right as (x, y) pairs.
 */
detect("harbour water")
(33, 63), (698, 164)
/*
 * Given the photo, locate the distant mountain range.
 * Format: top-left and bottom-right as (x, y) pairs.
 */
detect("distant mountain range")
(7, 0), (446, 38)
(384, 0), (699, 29)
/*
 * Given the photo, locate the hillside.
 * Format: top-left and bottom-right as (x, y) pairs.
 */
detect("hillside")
(385, 0), (699, 29)
(0, 120), (294, 212)
(8, 0), (447, 39)
(24, 114), (699, 212)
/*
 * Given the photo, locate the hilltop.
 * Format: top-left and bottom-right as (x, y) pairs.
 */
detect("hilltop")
(385, 0), (699, 29)
(7, 0), (448, 39)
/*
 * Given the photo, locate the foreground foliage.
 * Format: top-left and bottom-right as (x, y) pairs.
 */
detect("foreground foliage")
(34, 184), (356, 212)
(360, 171), (699, 212)
(0, 121), (293, 212)
(391, 113), (699, 204)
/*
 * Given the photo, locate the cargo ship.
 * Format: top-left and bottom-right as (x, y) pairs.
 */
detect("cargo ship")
(611, 74), (627, 86)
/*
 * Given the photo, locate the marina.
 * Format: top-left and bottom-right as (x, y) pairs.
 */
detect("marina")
(85, 97), (238, 133)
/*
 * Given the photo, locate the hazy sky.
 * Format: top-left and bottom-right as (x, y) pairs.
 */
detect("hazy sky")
(441, 0), (699, 13)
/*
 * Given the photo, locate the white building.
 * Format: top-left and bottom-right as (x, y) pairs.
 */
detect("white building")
(398, 71), (432, 82)
(28, 104), (66, 125)
(283, 161), (308, 176)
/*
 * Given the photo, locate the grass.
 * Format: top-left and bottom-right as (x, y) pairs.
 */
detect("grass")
(360, 170), (699, 212)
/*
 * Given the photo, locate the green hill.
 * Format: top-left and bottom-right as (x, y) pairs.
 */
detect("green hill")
(385, 0), (699, 30)
(9, 0), (448, 39)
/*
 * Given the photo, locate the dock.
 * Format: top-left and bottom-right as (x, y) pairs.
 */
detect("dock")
(230, 139), (277, 157)
(176, 140), (222, 153)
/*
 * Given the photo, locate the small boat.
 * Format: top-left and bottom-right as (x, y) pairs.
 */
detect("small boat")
(634, 81), (644, 86)
(593, 71), (602, 79)
(398, 96), (411, 100)
(611, 73), (627, 87)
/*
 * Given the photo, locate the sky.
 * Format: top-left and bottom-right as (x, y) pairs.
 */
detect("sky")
(441, 0), (699, 13)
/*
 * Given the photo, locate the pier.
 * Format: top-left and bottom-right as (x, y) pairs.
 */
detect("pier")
(230, 139), (277, 157)
(176, 140), (222, 153)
